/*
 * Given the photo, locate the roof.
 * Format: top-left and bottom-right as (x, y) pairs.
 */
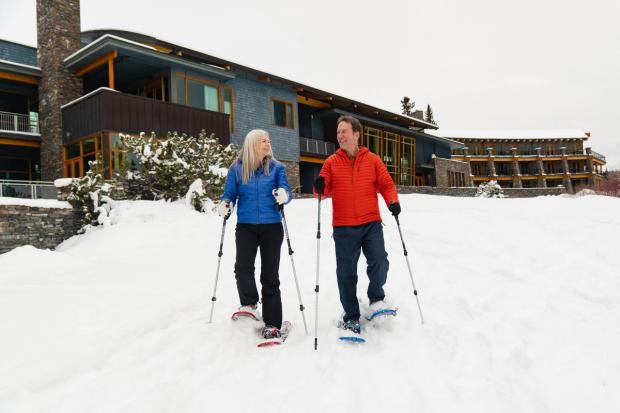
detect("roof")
(64, 34), (234, 81)
(76, 29), (436, 131)
(426, 129), (590, 141)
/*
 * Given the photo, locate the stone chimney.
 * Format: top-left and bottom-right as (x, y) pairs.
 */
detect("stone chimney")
(37, 0), (83, 180)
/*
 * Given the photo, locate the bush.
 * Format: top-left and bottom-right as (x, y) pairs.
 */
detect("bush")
(66, 159), (117, 232)
(120, 131), (237, 208)
(475, 180), (505, 198)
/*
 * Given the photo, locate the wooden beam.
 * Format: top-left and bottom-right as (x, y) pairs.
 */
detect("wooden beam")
(300, 155), (326, 164)
(0, 71), (38, 85)
(0, 138), (41, 148)
(108, 57), (115, 89)
(297, 95), (330, 109)
(75, 50), (118, 77)
(258, 75), (271, 82)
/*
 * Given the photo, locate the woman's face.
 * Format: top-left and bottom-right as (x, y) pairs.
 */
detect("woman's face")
(258, 135), (271, 158)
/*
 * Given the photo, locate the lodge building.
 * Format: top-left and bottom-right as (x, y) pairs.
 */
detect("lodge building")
(442, 130), (607, 192)
(0, 0), (465, 196)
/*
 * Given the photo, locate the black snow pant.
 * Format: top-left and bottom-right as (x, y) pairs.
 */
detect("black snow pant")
(234, 223), (284, 329)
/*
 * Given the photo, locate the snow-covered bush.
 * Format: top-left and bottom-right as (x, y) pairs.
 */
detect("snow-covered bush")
(119, 131), (237, 204)
(475, 180), (505, 198)
(66, 160), (117, 232)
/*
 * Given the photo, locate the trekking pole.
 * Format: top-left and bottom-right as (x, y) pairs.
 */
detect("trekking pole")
(208, 207), (231, 323)
(394, 215), (425, 324)
(278, 204), (309, 335)
(314, 196), (322, 350)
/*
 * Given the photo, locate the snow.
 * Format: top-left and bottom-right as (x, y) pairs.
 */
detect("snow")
(1, 194), (619, 412)
(53, 178), (74, 188)
(426, 129), (590, 140)
(0, 197), (70, 208)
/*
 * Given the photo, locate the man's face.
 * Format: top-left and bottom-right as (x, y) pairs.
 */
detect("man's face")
(337, 121), (359, 153)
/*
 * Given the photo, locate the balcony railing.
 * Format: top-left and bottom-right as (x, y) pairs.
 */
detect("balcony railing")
(591, 150), (606, 162)
(0, 180), (57, 199)
(62, 88), (230, 144)
(300, 137), (336, 157)
(0, 111), (39, 134)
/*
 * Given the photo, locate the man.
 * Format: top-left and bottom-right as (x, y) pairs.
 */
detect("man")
(314, 115), (401, 334)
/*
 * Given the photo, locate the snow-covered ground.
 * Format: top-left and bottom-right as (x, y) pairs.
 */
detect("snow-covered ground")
(1, 193), (619, 412)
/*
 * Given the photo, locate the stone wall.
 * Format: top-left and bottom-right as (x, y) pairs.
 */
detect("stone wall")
(0, 204), (82, 254)
(396, 186), (566, 197)
(280, 160), (300, 193)
(433, 156), (473, 187)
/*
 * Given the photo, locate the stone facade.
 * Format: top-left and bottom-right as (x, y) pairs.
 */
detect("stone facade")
(433, 156), (473, 187)
(280, 160), (300, 193)
(37, 0), (83, 180)
(0, 204), (82, 254)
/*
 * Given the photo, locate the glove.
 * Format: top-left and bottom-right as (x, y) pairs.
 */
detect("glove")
(216, 200), (232, 219)
(388, 201), (401, 217)
(272, 188), (289, 205)
(313, 176), (325, 194)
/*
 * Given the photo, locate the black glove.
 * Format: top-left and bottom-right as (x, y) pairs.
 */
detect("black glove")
(389, 201), (401, 217)
(314, 176), (325, 194)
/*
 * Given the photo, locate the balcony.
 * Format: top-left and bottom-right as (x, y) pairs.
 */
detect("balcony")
(300, 137), (336, 157)
(61, 88), (230, 145)
(591, 150), (606, 162)
(0, 111), (39, 134)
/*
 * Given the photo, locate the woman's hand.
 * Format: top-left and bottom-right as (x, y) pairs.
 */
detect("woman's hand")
(272, 188), (289, 205)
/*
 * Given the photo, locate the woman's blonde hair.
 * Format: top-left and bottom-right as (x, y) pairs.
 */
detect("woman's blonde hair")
(236, 129), (274, 184)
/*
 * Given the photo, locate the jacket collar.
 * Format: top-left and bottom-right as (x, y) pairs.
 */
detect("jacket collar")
(336, 146), (368, 159)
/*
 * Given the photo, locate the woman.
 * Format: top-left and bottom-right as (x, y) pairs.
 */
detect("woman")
(217, 129), (292, 339)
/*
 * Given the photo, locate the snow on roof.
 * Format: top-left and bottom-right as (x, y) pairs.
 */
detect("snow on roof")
(425, 129), (590, 140)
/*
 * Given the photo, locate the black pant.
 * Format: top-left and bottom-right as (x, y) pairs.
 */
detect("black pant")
(333, 221), (389, 322)
(234, 223), (284, 329)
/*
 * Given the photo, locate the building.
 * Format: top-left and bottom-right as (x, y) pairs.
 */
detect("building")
(433, 130), (607, 192)
(0, 0), (461, 195)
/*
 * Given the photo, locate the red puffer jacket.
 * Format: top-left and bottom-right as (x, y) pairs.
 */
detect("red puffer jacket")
(318, 147), (399, 227)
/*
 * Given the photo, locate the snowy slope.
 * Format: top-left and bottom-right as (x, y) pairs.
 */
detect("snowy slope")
(1, 194), (619, 412)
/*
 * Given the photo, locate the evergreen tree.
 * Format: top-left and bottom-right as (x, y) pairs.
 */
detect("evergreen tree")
(119, 130), (238, 204)
(401, 96), (415, 116)
(425, 104), (436, 124)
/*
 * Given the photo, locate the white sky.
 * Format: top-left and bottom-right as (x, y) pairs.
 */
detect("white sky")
(1, 0), (619, 169)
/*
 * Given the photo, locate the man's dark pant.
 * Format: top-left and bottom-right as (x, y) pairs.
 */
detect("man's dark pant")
(234, 223), (284, 329)
(333, 220), (389, 322)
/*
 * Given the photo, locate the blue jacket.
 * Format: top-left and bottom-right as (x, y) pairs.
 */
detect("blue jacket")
(221, 158), (292, 224)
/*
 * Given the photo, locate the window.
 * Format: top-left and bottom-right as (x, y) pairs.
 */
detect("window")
(109, 133), (139, 176)
(63, 134), (103, 178)
(173, 72), (234, 129)
(222, 87), (234, 132)
(272, 99), (294, 128)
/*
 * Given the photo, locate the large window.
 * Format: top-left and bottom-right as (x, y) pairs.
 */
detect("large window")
(272, 99), (294, 128)
(222, 86), (234, 132)
(361, 127), (416, 186)
(63, 134), (103, 178)
(173, 72), (234, 130)
(109, 133), (139, 176)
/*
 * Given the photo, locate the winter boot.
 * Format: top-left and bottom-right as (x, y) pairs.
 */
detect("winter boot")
(261, 325), (282, 339)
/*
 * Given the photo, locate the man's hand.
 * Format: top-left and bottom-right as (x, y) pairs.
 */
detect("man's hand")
(389, 201), (401, 217)
(216, 200), (232, 219)
(313, 176), (325, 194)
(272, 188), (289, 205)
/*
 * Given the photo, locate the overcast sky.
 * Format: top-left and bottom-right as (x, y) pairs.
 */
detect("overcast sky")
(2, 0), (619, 169)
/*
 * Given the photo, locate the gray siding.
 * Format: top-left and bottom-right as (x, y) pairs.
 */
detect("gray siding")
(227, 75), (299, 162)
(0, 40), (37, 66)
